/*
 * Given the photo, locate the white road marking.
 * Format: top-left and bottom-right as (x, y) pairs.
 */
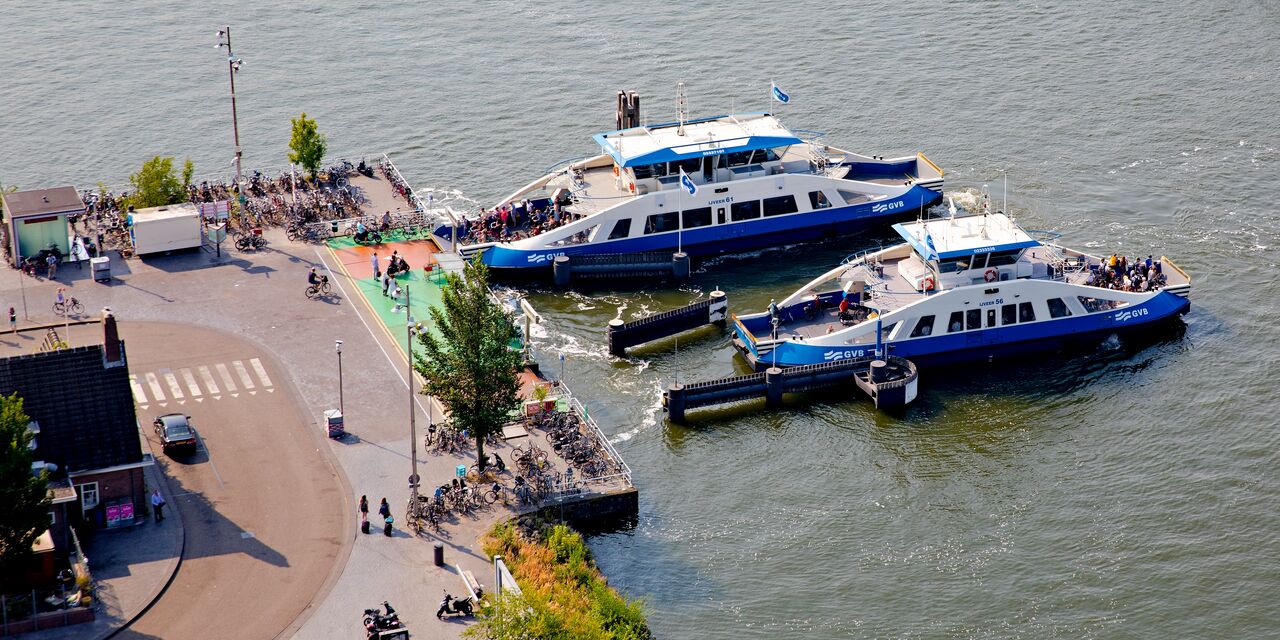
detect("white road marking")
(145, 372), (166, 402)
(129, 375), (147, 404)
(249, 358), (273, 388)
(216, 363), (237, 392)
(163, 372), (184, 399)
(198, 366), (220, 394)
(181, 368), (202, 397)
(232, 360), (255, 389)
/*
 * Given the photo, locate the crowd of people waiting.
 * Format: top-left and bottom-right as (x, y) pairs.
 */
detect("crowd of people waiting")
(1085, 253), (1168, 292)
(461, 199), (576, 243)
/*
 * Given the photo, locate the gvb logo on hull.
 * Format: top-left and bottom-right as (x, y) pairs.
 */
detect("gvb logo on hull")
(823, 348), (868, 362)
(1115, 308), (1150, 323)
(871, 201), (905, 214)
(526, 252), (566, 264)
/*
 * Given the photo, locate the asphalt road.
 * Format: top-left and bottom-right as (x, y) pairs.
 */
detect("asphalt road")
(114, 322), (349, 640)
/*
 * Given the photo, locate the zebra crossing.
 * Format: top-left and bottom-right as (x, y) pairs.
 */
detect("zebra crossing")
(130, 358), (276, 409)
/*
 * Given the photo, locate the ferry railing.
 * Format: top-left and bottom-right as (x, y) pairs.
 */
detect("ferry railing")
(543, 155), (595, 176)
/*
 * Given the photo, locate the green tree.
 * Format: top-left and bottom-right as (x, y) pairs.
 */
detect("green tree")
(127, 156), (193, 209)
(0, 181), (17, 222)
(288, 112), (327, 180)
(0, 394), (50, 578)
(413, 257), (522, 473)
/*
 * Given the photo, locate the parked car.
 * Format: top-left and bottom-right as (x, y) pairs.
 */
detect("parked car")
(153, 413), (197, 455)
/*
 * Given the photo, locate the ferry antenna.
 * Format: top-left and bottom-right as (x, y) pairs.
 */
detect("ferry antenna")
(676, 81), (688, 136)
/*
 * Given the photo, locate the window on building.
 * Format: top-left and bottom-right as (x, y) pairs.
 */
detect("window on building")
(643, 211), (679, 234)
(77, 482), (99, 510)
(607, 218), (632, 240)
(1019, 302), (1036, 322)
(1047, 298), (1073, 318)
(762, 194), (799, 217)
(681, 207), (713, 229)
(808, 191), (832, 210)
(730, 200), (761, 221)
(966, 309), (982, 330)
(909, 315), (936, 338)
(1001, 304), (1017, 325)
(947, 311), (964, 333)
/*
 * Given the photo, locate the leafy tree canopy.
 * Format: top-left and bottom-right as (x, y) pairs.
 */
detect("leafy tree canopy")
(128, 156), (193, 209)
(0, 394), (50, 575)
(413, 257), (522, 472)
(288, 112), (327, 180)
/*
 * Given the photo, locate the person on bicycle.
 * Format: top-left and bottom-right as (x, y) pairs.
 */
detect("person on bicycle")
(307, 268), (328, 287)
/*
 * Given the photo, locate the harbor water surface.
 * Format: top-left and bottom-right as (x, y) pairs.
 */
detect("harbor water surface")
(5, 1), (1278, 637)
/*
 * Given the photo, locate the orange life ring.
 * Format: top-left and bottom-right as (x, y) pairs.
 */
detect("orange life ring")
(984, 268), (998, 283)
(921, 276), (935, 291)
(628, 182), (635, 193)
(613, 165), (619, 177)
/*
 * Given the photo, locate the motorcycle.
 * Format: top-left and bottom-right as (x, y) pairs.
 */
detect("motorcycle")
(362, 601), (405, 638)
(436, 593), (474, 619)
(353, 228), (383, 245)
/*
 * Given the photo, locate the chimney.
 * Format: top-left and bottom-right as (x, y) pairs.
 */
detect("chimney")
(102, 308), (124, 368)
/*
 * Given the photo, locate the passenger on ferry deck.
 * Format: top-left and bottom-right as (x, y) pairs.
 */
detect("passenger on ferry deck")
(838, 296), (851, 314)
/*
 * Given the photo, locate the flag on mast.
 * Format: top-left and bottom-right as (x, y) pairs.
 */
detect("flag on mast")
(771, 82), (790, 104)
(679, 167), (698, 196)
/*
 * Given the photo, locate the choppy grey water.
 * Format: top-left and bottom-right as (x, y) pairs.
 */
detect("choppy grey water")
(6, 1), (1278, 637)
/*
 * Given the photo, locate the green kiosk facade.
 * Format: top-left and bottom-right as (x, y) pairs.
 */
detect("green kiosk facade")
(1, 186), (79, 267)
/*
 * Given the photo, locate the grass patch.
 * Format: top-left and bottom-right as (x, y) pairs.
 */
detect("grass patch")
(465, 520), (650, 640)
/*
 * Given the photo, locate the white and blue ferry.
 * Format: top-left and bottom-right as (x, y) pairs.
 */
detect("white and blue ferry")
(444, 112), (944, 274)
(732, 211), (1191, 369)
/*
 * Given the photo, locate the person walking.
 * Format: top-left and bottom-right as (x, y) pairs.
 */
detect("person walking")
(359, 495), (370, 534)
(371, 252), (380, 280)
(378, 497), (392, 536)
(46, 253), (58, 279)
(8, 307), (15, 332)
(151, 490), (166, 522)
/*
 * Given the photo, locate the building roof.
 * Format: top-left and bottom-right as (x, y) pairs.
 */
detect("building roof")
(130, 202), (198, 223)
(1, 186), (82, 218)
(593, 113), (803, 168)
(893, 213), (1040, 261)
(0, 338), (141, 474)
(47, 479), (78, 504)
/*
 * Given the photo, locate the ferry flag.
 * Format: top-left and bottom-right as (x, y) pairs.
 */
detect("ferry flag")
(924, 230), (938, 257)
(679, 168), (698, 196)
(771, 83), (790, 104)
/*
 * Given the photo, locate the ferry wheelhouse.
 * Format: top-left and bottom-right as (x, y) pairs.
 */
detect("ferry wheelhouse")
(733, 212), (1191, 368)
(443, 113), (944, 273)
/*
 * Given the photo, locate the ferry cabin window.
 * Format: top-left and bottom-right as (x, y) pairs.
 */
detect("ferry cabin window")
(607, 218), (632, 240)
(725, 150), (755, 167)
(909, 315), (936, 338)
(632, 163), (667, 180)
(730, 200), (761, 221)
(986, 249), (1022, 268)
(1077, 296), (1123, 313)
(643, 211), (679, 234)
(987, 309), (997, 327)
(966, 309), (982, 330)
(682, 207), (713, 229)
(808, 191), (833, 210)
(938, 255), (982, 273)
(947, 311), (964, 333)
(671, 158), (702, 176)
(763, 194), (799, 217)
(1018, 302), (1036, 322)
(750, 148), (780, 164)
(1001, 304), (1017, 325)
(1047, 297), (1073, 318)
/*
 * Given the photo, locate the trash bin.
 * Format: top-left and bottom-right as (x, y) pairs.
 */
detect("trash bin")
(91, 257), (110, 282)
(323, 409), (344, 438)
(455, 464), (466, 478)
(433, 542), (444, 567)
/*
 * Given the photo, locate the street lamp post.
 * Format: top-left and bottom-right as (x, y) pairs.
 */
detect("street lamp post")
(215, 27), (245, 205)
(406, 286), (420, 505)
(335, 340), (344, 415)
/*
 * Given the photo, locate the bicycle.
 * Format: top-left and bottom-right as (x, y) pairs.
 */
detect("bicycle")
(52, 297), (84, 317)
(305, 280), (331, 299)
(234, 228), (267, 251)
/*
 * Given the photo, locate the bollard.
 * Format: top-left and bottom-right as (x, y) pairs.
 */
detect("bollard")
(665, 383), (686, 423)
(765, 367), (784, 408)
(434, 542), (444, 567)
(708, 289), (728, 326)
(671, 252), (690, 282)
(869, 359), (888, 383)
(607, 318), (627, 356)
(553, 255), (572, 287)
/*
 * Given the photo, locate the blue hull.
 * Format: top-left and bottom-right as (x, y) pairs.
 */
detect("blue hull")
(478, 184), (942, 272)
(740, 291), (1190, 369)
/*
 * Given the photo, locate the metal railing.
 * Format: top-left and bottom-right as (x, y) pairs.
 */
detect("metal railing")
(545, 379), (633, 493)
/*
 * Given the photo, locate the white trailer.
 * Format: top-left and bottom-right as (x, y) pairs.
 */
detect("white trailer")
(129, 203), (203, 255)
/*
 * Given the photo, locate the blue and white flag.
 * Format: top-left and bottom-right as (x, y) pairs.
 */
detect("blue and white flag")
(924, 229), (938, 257)
(679, 168), (698, 196)
(771, 83), (790, 104)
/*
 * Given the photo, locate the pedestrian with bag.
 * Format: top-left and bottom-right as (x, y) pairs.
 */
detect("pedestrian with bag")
(378, 497), (393, 537)
(359, 495), (370, 534)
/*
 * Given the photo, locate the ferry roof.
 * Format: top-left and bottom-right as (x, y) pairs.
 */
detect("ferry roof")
(892, 213), (1040, 261)
(593, 113), (803, 168)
